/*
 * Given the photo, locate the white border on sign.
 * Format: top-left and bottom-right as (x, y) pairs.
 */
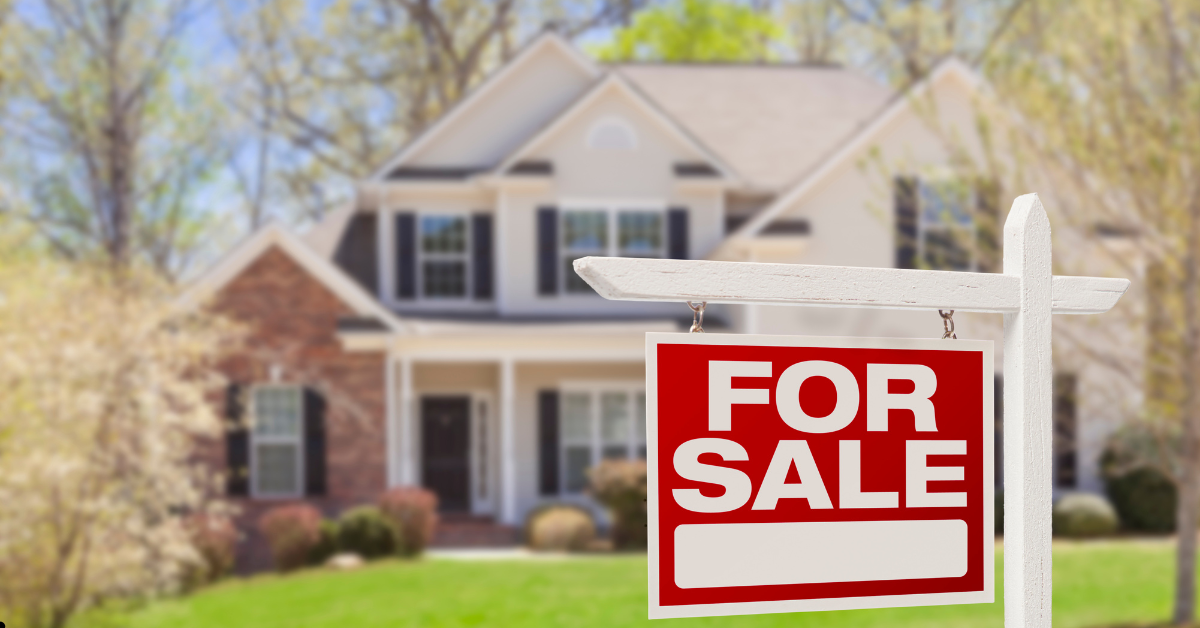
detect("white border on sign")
(645, 332), (995, 620)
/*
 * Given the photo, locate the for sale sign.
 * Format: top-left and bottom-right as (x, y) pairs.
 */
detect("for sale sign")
(646, 333), (994, 619)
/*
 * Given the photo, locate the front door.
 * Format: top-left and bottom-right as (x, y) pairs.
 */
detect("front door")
(421, 396), (471, 512)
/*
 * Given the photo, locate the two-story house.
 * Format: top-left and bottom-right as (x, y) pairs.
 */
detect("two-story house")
(180, 31), (1138, 570)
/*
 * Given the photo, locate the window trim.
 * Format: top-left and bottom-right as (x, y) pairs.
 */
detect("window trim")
(559, 202), (667, 295)
(416, 211), (472, 300)
(249, 384), (305, 500)
(916, 176), (978, 272)
(558, 381), (647, 495)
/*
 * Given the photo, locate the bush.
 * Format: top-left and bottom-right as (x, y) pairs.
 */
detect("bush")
(378, 487), (439, 557)
(308, 520), (340, 566)
(258, 504), (323, 572)
(1053, 493), (1119, 538)
(589, 459), (647, 550)
(336, 506), (398, 560)
(526, 504), (596, 551)
(183, 513), (238, 588)
(1105, 466), (1177, 533)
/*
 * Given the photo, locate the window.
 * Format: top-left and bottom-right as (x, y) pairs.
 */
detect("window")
(419, 215), (469, 298)
(560, 386), (647, 494)
(561, 208), (665, 293)
(587, 116), (638, 150)
(1053, 373), (1077, 489)
(918, 178), (975, 271)
(251, 386), (304, 497)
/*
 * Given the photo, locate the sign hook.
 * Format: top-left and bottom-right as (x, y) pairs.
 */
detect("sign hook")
(939, 309), (957, 339)
(688, 301), (707, 333)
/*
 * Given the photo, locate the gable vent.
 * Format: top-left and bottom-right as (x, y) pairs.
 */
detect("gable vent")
(587, 116), (638, 150)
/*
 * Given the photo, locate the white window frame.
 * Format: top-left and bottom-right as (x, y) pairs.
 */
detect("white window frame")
(558, 381), (647, 495)
(559, 202), (667, 295)
(916, 175), (978, 272)
(249, 384), (305, 499)
(416, 212), (472, 300)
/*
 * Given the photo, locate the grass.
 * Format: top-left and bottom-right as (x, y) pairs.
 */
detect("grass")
(120, 539), (1187, 628)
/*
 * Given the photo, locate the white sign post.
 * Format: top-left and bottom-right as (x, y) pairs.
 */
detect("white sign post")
(575, 194), (1129, 627)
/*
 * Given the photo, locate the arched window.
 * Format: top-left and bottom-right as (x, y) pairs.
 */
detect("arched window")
(586, 116), (638, 151)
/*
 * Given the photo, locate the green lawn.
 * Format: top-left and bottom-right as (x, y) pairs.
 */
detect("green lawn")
(121, 540), (1184, 628)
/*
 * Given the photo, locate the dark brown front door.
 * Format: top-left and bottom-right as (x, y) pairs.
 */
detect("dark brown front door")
(421, 396), (471, 512)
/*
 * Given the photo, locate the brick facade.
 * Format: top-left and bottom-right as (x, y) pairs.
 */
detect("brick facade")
(209, 245), (387, 571)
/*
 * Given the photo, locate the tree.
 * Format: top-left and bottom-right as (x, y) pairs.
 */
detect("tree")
(222, 0), (646, 226)
(979, 0), (1200, 622)
(0, 254), (235, 627)
(593, 0), (783, 62)
(0, 0), (224, 278)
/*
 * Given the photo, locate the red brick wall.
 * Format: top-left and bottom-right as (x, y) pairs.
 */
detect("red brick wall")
(208, 245), (387, 572)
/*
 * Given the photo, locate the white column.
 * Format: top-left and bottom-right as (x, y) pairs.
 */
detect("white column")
(1002, 194), (1054, 628)
(499, 358), (517, 525)
(398, 356), (415, 485)
(385, 353), (397, 487)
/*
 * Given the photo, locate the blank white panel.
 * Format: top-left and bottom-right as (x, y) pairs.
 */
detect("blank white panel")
(674, 519), (968, 589)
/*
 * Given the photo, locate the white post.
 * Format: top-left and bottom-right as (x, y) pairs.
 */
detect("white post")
(398, 356), (415, 485)
(499, 358), (517, 525)
(385, 353), (397, 487)
(1003, 194), (1054, 628)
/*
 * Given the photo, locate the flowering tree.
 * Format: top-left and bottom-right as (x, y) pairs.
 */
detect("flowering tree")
(0, 253), (235, 627)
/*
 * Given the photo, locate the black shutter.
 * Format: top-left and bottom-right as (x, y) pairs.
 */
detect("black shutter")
(333, 212), (378, 292)
(537, 207), (558, 295)
(667, 208), (689, 259)
(472, 213), (494, 300)
(976, 179), (1002, 273)
(303, 387), (328, 496)
(396, 212), (417, 299)
(225, 383), (249, 497)
(894, 176), (919, 269)
(538, 390), (560, 496)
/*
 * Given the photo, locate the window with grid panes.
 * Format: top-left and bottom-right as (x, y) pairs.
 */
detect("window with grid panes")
(561, 209), (663, 293)
(420, 215), (469, 297)
(918, 179), (975, 271)
(251, 386), (304, 497)
(559, 386), (647, 494)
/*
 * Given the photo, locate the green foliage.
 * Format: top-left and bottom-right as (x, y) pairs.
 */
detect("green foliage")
(588, 459), (647, 550)
(1053, 493), (1119, 538)
(592, 0), (783, 62)
(377, 487), (438, 557)
(525, 504), (596, 552)
(335, 506), (398, 560)
(308, 520), (341, 566)
(1106, 466), (1177, 533)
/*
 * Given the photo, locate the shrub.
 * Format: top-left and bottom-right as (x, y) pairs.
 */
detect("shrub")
(336, 506), (398, 560)
(589, 459), (647, 549)
(1105, 466), (1177, 533)
(526, 504), (596, 551)
(1052, 493), (1119, 538)
(183, 513), (238, 588)
(308, 520), (340, 566)
(378, 487), (439, 557)
(258, 504), (323, 572)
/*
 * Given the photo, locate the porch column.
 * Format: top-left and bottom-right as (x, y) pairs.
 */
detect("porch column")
(385, 353), (397, 487)
(398, 356), (415, 485)
(499, 358), (517, 525)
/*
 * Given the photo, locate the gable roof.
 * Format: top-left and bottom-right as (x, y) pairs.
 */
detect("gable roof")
(369, 31), (599, 180)
(730, 58), (985, 240)
(493, 72), (740, 182)
(616, 63), (891, 190)
(177, 223), (404, 332)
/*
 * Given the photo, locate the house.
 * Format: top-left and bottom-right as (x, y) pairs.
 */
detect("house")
(180, 32), (1138, 570)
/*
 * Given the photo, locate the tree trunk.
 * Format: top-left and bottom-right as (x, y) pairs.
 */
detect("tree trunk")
(1173, 202), (1200, 625)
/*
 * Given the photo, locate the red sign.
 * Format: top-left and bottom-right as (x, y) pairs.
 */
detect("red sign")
(647, 333), (994, 619)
